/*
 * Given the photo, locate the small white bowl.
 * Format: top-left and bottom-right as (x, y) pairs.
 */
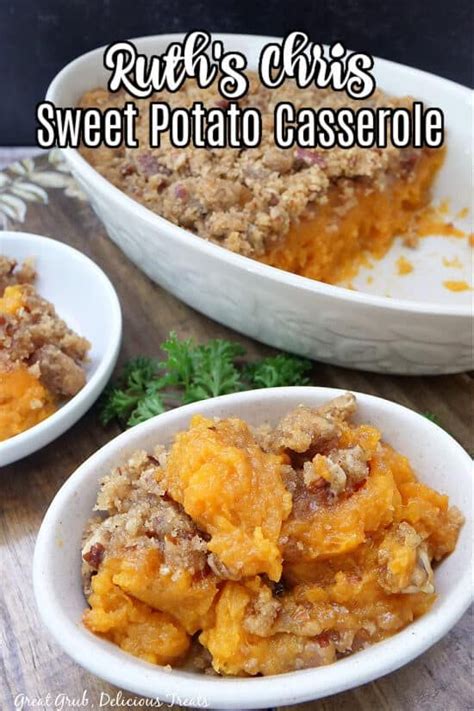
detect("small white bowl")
(33, 387), (473, 708)
(46, 33), (473, 375)
(0, 231), (122, 466)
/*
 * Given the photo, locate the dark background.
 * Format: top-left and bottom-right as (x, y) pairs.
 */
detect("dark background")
(1, 0), (472, 145)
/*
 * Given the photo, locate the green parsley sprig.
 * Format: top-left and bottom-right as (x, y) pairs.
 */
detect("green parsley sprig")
(244, 353), (312, 388)
(99, 357), (163, 427)
(422, 411), (443, 427)
(99, 332), (312, 428)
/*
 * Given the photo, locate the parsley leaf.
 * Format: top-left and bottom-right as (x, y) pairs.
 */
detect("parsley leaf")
(128, 392), (165, 426)
(422, 411), (442, 427)
(98, 333), (313, 428)
(122, 356), (160, 391)
(158, 333), (244, 402)
(245, 353), (312, 388)
(183, 340), (244, 402)
(99, 356), (162, 427)
(99, 387), (142, 425)
(159, 332), (198, 390)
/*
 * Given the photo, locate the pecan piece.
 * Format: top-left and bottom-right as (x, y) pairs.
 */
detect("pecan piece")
(83, 542), (105, 570)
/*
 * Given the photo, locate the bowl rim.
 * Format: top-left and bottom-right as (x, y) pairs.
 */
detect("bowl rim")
(46, 32), (473, 319)
(0, 231), (122, 465)
(33, 386), (474, 708)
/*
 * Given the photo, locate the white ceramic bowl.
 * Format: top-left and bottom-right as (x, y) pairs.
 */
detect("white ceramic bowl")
(46, 34), (473, 375)
(33, 387), (473, 708)
(0, 231), (122, 466)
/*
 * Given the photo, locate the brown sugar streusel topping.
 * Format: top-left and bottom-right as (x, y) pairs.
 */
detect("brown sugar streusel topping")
(0, 256), (91, 398)
(79, 74), (429, 257)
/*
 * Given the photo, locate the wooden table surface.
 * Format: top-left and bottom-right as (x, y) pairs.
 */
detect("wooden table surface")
(0, 152), (472, 710)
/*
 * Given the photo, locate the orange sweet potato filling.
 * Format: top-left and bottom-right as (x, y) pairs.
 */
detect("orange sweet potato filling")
(0, 284), (26, 314)
(83, 410), (462, 674)
(83, 558), (190, 665)
(0, 366), (56, 441)
(0, 286), (56, 441)
(262, 149), (445, 283)
(281, 428), (397, 562)
(109, 548), (219, 634)
(161, 415), (292, 581)
(202, 440), (458, 675)
(200, 577), (337, 675)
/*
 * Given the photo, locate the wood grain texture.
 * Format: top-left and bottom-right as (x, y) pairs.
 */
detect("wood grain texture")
(0, 154), (472, 710)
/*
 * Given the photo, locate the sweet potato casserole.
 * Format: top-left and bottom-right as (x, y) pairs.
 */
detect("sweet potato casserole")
(81, 393), (462, 675)
(79, 75), (444, 284)
(0, 256), (90, 441)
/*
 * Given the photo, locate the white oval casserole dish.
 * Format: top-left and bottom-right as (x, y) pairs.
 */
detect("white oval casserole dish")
(33, 387), (473, 707)
(46, 34), (473, 374)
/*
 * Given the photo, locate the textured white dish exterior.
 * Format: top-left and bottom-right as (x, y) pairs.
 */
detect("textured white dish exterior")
(0, 232), (122, 466)
(33, 387), (473, 708)
(47, 34), (473, 374)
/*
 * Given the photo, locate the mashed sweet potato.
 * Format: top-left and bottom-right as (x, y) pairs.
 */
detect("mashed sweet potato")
(161, 415), (292, 581)
(0, 283), (56, 439)
(82, 394), (463, 674)
(0, 257), (90, 441)
(79, 77), (445, 285)
(262, 148), (445, 283)
(0, 365), (56, 441)
(83, 557), (190, 665)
